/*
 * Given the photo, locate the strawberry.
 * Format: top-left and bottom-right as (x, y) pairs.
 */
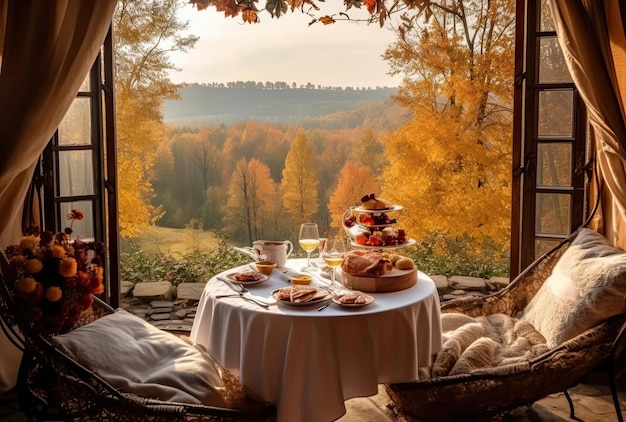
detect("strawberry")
(356, 234), (368, 245)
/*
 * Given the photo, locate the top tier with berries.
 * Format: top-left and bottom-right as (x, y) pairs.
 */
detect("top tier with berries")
(342, 194), (414, 249)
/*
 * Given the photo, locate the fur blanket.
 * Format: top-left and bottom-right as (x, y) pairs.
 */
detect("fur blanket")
(430, 313), (549, 378)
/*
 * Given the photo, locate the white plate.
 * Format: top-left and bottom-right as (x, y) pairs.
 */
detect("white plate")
(350, 238), (417, 249)
(332, 292), (374, 308)
(353, 204), (403, 214)
(224, 271), (269, 286)
(271, 286), (333, 306)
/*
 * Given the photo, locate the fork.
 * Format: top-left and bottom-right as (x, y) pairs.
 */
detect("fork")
(217, 277), (272, 308)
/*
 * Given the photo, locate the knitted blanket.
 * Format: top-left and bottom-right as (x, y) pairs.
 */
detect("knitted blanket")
(430, 313), (550, 378)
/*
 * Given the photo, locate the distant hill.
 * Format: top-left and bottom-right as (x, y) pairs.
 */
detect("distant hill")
(163, 83), (410, 130)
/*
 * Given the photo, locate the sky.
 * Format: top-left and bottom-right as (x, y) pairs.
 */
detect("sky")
(167, 3), (403, 89)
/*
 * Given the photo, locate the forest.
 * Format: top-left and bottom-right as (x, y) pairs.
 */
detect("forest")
(114, 0), (519, 277)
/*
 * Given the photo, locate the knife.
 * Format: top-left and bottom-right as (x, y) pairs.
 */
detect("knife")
(217, 277), (273, 308)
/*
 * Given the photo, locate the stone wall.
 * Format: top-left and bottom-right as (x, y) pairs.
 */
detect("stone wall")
(120, 274), (511, 332)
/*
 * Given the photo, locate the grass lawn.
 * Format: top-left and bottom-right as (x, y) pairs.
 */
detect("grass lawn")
(129, 226), (220, 256)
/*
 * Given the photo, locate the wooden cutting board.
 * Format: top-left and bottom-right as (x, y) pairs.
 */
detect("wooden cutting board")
(340, 267), (417, 293)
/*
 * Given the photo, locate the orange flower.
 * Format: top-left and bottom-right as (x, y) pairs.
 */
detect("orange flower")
(10, 255), (26, 267)
(67, 209), (84, 220)
(5, 226), (103, 335)
(95, 266), (103, 283)
(76, 271), (89, 286)
(59, 258), (77, 278)
(15, 277), (37, 293)
(25, 259), (43, 274)
(45, 286), (63, 302)
(50, 245), (66, 259)
(19, 235), (38, 251)
(93, 282), (104, 295)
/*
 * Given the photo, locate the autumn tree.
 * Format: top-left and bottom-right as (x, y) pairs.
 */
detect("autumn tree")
(381, 0), (515, 248)
(224, 158), (277, 244)
(194, 127), (224, 200)
(354, 127), (386, 176)
(281, 130), (320, 227)
(328, 162), (380, 230)
(114, 0), (198, 237)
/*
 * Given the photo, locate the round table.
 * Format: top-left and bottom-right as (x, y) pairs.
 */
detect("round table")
(190, 259), (443, 422)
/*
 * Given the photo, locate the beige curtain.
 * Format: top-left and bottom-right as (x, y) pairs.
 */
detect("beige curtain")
(0, 0), (117, 395)
(548, 0), (626, 248)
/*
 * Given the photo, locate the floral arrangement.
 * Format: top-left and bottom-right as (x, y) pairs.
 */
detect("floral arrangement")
(3, 211), (104, 335)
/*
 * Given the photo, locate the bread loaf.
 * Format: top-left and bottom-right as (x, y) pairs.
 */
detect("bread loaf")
(341, 250), (392, 277)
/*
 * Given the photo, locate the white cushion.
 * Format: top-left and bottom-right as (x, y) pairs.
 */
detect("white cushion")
(522, 228), (626, 347)
(52, 309), (227, 407)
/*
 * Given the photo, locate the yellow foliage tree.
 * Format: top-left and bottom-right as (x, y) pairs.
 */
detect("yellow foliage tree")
(281, 130), (320, 225)
(224, 158), (277, 244)
(381, 0), (514, 248)
(114, 0), (198, 237)
(328, 162), (380, 230)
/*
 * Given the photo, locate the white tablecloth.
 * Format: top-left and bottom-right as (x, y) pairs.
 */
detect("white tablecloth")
(190, 259), (442, 422)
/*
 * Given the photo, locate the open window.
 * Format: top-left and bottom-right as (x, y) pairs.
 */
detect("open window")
(511, 0), (589, 277)
(25, 27), (120, 307)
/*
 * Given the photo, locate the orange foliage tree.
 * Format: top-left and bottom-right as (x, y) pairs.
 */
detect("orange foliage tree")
(328, 162), (381, 230)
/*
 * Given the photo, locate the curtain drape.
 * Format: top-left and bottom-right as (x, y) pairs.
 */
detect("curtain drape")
(548, 0), (626, 249)
(0, 0), (117, 395)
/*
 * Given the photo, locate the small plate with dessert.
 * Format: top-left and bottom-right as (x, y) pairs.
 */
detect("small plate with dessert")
(224, 271), (269, 286)
(332, 292), (375, 308)
(272, 285), (333, 306)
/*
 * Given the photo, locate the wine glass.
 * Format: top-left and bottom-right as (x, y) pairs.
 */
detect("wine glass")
(298, 223), (320, 271)
(321, 235), (346, 290)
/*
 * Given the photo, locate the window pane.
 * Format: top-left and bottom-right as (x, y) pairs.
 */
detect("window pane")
(60, 201), (94, 241)
(58, 98), (91, 146)
(538, 90), (573, 137)
(536, 193), (571, 235)
(540, 0), (555, 31)
(58, 150), (94, 196)
(79, 73), (90, 92)
(537, 143), (571, 187)
(539, 37), (572, 83)
(535, 238), (562, 259)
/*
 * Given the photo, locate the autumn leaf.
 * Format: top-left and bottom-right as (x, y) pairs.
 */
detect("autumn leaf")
(213, 0), (240, 18)
(319, 15), (335, 25)
(364, 0), (376, 14)
(242, 8), (259, 23)
(265, 0), (289, 17)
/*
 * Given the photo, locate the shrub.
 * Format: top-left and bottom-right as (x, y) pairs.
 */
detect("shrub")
(405, 231), (509, 279)
(120, 233), (249, 285)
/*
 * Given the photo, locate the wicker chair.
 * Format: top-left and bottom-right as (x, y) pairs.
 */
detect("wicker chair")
(385, 230), (626, 422)
(0, 259), (276, 422)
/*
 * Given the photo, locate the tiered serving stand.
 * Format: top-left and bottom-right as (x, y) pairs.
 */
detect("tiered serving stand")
(340, 204), (417, 293)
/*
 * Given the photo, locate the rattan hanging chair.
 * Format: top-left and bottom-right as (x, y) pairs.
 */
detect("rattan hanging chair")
(0, 255), (276, 422)
(385, 228), (626, 422)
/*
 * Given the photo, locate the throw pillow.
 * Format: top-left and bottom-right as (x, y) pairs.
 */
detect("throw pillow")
(52, 309), (228, 407)
(522, 228), (626, 348)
